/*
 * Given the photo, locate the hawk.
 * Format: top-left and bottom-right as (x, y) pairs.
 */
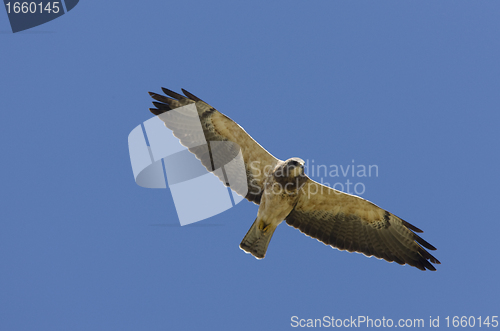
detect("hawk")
(149, 88), (440, 271)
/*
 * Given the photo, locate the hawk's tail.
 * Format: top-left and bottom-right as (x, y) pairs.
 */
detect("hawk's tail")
(239, 218), (276, 259)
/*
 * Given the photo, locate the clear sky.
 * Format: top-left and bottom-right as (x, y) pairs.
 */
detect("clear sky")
(1, 1), (499, 330)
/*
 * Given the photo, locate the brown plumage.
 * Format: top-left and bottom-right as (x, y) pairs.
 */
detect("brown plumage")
(149, 88), (441, 271)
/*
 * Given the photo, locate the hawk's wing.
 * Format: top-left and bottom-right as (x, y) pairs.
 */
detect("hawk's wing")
(149, 88), (280, 204)
(286, 178), (440, 270)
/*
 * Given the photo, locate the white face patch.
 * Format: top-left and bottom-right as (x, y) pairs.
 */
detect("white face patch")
(290, 165), (303, 178)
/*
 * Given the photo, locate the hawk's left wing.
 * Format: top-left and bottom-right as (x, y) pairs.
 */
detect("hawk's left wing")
(286, 178), (440, 270)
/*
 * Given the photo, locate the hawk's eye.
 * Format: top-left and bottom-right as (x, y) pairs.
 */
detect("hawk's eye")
(290, 160), (299, 167)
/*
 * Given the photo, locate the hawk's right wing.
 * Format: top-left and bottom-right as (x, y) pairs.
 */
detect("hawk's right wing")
(149, 88), (281, 204)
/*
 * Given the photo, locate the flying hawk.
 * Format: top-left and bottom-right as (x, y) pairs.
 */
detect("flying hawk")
(149, 88), (440, 271)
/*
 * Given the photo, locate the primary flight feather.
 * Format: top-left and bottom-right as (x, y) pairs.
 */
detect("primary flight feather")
(149, 88), (440, 271)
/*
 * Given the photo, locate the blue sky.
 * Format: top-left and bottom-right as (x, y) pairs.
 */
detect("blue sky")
(1, 1), (499, 330)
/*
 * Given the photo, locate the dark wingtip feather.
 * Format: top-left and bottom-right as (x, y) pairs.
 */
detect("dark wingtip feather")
(149, 108), (166, 115)
(152, 101), (170, 110)
(416, 244), (441, 266)
(399, 219), (440, 270)
(423, 260), (437, 271)
(161, 87), (186, 100)
(402, 220), (423, 233)
(414, 233), (437, 250)
(181, 88), (203, 102)
(150, 92), (176, 106)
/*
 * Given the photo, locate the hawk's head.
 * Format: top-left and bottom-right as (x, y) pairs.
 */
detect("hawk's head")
(284, 157), (305, 178)
(271, 158), (307, 194)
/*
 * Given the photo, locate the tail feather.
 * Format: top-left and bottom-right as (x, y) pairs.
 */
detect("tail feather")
(239, 218), (276, 259)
